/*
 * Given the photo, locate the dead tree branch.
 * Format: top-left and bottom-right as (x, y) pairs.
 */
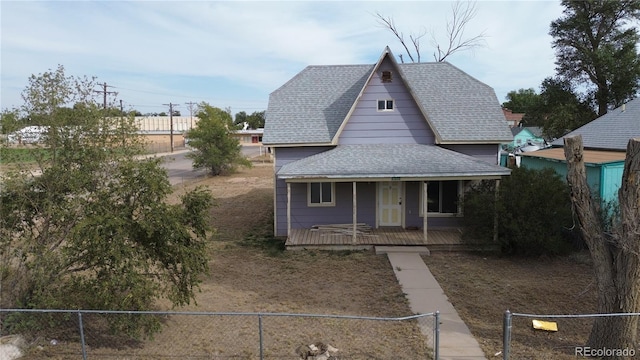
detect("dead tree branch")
(375, 12), (419, 63)
(376, 1), (486, 63)
(433, 1), (487, 62)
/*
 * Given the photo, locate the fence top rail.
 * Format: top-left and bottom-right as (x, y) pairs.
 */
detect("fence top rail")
(0, 308), (434, 321)
(510, 311), (640, 319)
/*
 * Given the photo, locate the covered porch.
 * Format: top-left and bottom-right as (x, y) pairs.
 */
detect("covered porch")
(286, 226), (467, 251)
(277, 144), (511, 247)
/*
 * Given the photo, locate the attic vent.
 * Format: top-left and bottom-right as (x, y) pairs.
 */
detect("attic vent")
(381, 71), (392, 83)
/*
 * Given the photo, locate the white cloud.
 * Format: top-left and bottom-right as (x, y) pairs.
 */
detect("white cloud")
(1, 1), (565, 112)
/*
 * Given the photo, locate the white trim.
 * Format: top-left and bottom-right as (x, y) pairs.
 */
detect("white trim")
(352, 182), (357, 244)
(423, 181), (428, 243)
(376, 99), (395, 111)
(272, 148), (278, 236)
(287, 182), (291, 237)
(307, 182), (336, 207)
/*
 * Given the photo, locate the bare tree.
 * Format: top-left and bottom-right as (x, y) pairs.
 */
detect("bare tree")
(376, 1), (486, 63)
(564, 135), (640, 354)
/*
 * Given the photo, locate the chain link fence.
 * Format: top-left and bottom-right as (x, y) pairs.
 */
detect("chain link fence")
(0, 309), (438, 359)
(502, 310), (640, 359)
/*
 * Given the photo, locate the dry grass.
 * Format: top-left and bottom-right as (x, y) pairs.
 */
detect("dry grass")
(22, 164), (430, 359)
(423, 252), (597, 359)
(15, 162), (599, 359)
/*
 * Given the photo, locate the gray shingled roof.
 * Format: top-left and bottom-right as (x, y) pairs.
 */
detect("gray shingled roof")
(398, 63), (511, 143)
(551, 97), (640, 150)
(263, 50), (512, 145)
(277, 144), (510, 179)
(264, 64), (372, 144)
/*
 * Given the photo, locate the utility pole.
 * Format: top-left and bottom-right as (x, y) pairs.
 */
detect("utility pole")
(163, 102), (179, 152)
(93, 82), (117, 110)
(185, 101), (197, 129)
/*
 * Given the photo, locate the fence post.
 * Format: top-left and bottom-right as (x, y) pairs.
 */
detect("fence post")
(434, 311), (440, 360)
(503, 310), (512, 360)
(77, 311), (88, 360)
(258, 314), (264, 360)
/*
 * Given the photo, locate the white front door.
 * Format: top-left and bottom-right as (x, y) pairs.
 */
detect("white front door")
(379, 182), (402, 226)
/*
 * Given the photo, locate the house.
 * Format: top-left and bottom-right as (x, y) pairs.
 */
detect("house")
(262, 47), (512, 248)
(510, 126), (547, 152)
(520, 98), (640, 204)
(503, 108), (524, 128)
(231, 128), (264, 145)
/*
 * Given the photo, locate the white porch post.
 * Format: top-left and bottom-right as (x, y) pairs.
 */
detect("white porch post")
(352, 182), (357, 245)
(423, 181), (428, 244)
(287, 182), (291, 238)
(493, 179), (500, 243)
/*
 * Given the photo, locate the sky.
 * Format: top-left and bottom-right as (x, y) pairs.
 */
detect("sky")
(1, 1), (564, 117)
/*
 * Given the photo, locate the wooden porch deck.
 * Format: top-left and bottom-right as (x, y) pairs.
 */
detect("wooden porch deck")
(286, 227), (466, 251)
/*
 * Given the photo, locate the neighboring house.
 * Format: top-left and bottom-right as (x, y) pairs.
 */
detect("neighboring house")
(262, 47), (512, 245)
(231, 128), (264, 145)
(520, 98), (640, 204)
(509, 126), (547, 152)
(503, 108), (524, 128)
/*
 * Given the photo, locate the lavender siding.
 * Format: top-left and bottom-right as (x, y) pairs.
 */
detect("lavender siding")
(441, 144), (500, 165)
(338, 58), (435, 145)
(279, 182), (378, 235)
(274, 146), (332, 236)
(277, 179), (460, 236)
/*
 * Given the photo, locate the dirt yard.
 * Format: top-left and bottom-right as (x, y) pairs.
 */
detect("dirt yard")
(424, 252), (597, 359)
(25, 162), (430, 359)
(20, 160), (598, 359)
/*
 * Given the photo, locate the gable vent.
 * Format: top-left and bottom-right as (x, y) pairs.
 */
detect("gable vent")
(381, 70), (392, 83)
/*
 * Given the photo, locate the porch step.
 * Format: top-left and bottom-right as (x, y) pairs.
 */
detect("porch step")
(375, 246), (430, 255)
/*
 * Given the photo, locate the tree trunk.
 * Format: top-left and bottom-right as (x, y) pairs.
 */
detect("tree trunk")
(564, 135), (640, 356)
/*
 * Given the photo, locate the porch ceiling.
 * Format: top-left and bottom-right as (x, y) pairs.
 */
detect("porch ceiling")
(277, 144), (510, 181)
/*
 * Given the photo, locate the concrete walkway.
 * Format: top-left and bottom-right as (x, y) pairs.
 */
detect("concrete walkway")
(376, 246), (487, 360)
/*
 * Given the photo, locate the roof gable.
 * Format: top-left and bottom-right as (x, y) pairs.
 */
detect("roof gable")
(333, 50), (437, 145)
(551, 97), (640, 150)
(263, 48), (513, 145)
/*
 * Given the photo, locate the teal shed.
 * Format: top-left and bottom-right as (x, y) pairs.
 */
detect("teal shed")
(520, 148), (626, 204)
(521, 97), (640, 205)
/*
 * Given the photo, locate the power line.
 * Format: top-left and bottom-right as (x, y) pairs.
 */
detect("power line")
(93, 82), (118, 109)
(110, 85), (266, 109)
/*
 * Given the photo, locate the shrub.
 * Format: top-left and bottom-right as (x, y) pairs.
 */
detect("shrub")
(462, 167), (576, 256)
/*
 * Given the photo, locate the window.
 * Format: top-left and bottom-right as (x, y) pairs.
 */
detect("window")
(308, 182), (334, 206)
(420, 181), (460, 215)
(381, 70), (392, 82)
(377, 99), (394, 111)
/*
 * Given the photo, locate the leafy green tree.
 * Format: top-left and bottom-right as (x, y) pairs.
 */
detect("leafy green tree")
(246, 110), (265, 129)
(0, 108), (22, 134)
(550, 0), (640, 116)
(462, 167), (576, 256)
(0, 66), (213, 338)
(501, 88), (539, 114)
(234, 111), (247, 127)
(186, 103), (251, 175)
(522, 77), (597, 138)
